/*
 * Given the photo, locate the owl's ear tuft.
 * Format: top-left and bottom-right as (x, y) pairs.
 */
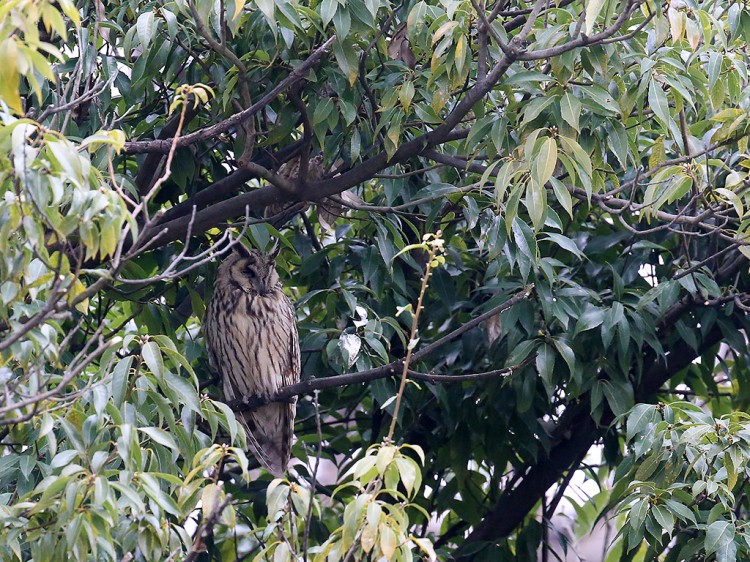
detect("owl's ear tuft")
(267, 239), (280, 261)
(234, 242), (253, 259)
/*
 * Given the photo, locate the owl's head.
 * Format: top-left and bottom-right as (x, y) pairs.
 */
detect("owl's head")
(220, 242), (281, 296)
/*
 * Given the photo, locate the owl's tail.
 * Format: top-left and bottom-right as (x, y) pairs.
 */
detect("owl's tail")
(239, 402), (295, 477)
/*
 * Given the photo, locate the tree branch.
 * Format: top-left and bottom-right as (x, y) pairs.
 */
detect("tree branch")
(225, 286), (535, 413)
(122, 36), (336, 155)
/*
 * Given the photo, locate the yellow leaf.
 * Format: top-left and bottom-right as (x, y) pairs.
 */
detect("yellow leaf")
(273, 541), (291, 562)
(715, 188), (744, 220)
(49, 252), (70, 275)
(725, 451), (738, 490)
(431, 86), (449, 114)
(379, 523), (397, 560)
(685, 17), (701, 51)
(68, 278), (89, 313)
(42, 4), (68, 40)
(431, 20), (457, 45)
(99, 221), (117, 258)
(649, 137), (666, 168)
(411, 536), (437, 562)
(0, 39), (22, 114)
(57, 0), (81, 26)
(454, 34), (465, 74)
(376, 444), (396, 474)
(233, 0), (245, 20)
(201, 483), (221, 520)
(385, 122), (400, 162)
(532, 137), (558, 188)
(361, 524), (376, 553)
(667, 8), (685, 43)
(584, 0), (605, 35)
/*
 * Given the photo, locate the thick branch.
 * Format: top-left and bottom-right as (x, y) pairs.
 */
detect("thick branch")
(147, 50), (517, 246)
(145, 6), (642, 248)
(159, 141), (305, 223)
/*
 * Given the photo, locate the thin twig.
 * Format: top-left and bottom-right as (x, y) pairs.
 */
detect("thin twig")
(387, 235), (441, 440)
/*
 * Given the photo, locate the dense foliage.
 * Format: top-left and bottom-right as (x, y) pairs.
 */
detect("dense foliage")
(2, 0), (750, 560)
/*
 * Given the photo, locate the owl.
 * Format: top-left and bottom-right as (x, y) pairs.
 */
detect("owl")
(203, 242), (300, 476)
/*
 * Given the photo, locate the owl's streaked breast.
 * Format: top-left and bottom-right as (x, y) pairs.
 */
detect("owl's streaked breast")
(216, 288), (296, 398)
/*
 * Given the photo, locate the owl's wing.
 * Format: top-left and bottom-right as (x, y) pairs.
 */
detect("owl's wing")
(203, 302), (221, 377)
(283, 298), (301, 387)
(242, 296), (300, 476)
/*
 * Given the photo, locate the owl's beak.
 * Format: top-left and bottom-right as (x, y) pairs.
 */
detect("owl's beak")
(255, 280), (271, 296)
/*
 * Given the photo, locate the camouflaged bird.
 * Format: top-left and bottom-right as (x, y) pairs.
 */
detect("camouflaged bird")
(203, 243), (300, 475)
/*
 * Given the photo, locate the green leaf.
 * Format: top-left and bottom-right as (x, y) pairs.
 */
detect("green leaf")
(138, 473), (181, 516)
(399, 81), (415, 111)
(705, 520), (735, 557)
(111, 356), (133, 408)
(648, 77), (671, 127)
(574, 306), (605, 336)
(139, 427), (179, 452)
(651, 505), (674, 536)
(541, 233), (583, 259)
(536, 344), (556, 395)
(552, 338), (576, 376)
(50, 449), (78, 470)
(164, 371), (201, 414)
(549, 177), (573, 217)
(558, 135), (593, 187)
(525, 178), (546, 230)
(141, 341), (164, 380)
(629, 498), (649, 531)
(664, 499), (697, 525)
(608, 121), (629, 170)
(137, 11), (155, 51)
(560, 92), (581, 131)
(522, 96), (556, 125)
(332, 6), (351, 38)
(256, 0), (276, 25)
(626, 404), (658, 440)
(601, 380), (631, 417)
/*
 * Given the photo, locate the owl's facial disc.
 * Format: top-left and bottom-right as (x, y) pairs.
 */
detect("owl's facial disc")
(243, 256), (279, 295)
